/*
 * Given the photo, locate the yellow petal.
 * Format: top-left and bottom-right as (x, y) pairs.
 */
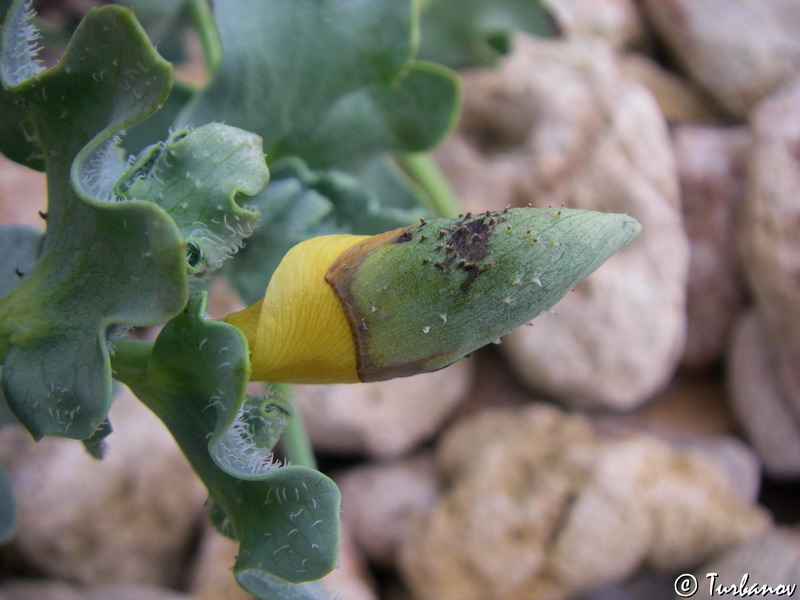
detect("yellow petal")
(226, 234), (370, 383)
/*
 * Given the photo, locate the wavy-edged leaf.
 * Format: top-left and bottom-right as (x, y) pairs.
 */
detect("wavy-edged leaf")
(0, 5), (187, 439)
(418, 0), (560, 68)
(226, 157), (426, 304)
(177, 0), (460, 172)
(117, 123), (268, 275)
(0, 0), (43, 87)
(117, 292), (340, 587)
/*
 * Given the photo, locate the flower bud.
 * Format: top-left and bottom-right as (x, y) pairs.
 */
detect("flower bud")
(226, 207), (640, 384)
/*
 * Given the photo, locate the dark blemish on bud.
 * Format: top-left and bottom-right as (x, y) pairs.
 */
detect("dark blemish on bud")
(503, 206), (510, 213)
(14, 267), (24, 278)
(438, 230), (449, 238)
(396, 230), (413, 243)
(419, 234), (428, 242)
(419, 218), (427, 226)
(38, 210), (47, 220)
(434, 261), (445, 270)
(422, 258), (430, 265)
(465, 212), (472, 219)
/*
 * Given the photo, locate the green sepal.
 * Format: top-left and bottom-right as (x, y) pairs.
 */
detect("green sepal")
(116, 123), (268, 275)
(226, 157), (426, 304)
(0, 5), (188, 440)
(117, 292), (340, 586)
(328, 207), (641, 381)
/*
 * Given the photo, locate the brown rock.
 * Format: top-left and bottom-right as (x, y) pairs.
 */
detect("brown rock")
(672, 125), (749, 369)
(400, 405), (771, 600)
(435, 35), (688, 410)
(727, 310), (800, 479)
(0, 387), (206, 586)
(738, 77), (800, 418)
(337, 453), (439, 568)
(642, 0), (800, 119)
(293, 359), (472, 459)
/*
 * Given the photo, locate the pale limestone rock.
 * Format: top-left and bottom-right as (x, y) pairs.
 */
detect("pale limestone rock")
(0, 154), (47, 230)
(738, 77), (800, 421)
(400, 405), (771, 600)
(642, 0), (800, 118)
(727, 310), (800, 479)
(619, 53), (719, 124)
(435, 35), (688, 410)
(337, 453), (439, 568)
(320, 523), (378, 600)
(188, 528), (254, 600)
(542, 0), (645, 48)
(0, 387), (206, 586)
(672, 125), (749, 370)
(686, 528), (800, 600)
(294, 359), (472, 459)
(0, 581), (190, 600)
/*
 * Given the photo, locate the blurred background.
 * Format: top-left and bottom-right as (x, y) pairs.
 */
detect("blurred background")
(0, 0), (799, 599)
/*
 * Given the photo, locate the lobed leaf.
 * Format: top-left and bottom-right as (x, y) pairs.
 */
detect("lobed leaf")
(117, 123), (268, 275)
(176, 0), (460, 172)
(418, 0), (560, 68)
(119, 292), (340, 587)
(0, 5), (187, 439)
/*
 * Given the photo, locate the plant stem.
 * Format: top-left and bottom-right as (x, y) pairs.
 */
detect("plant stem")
(109, 337), (153, 387)
(189, 0), (222, 75)
(397, 152), (461, 218)
(273, 383), (317, 470)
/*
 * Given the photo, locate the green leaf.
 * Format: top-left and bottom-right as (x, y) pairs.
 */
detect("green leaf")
(0, 86), (44, 169)
(121, 80), (195, 156)
(0, 463), (16, 543)
(117, 292), (340, 587)
(176, 0), (460, 172)
(117, 123), (268, 275)
(0, 0), (44, 87)
(418, 0), (560, 68)
(236, 570), (331, 600)
(225, 157), (426, 304)
(0, 224), (40, 298)
(210, 392), (290, 481)
(0, 5), (187, 439)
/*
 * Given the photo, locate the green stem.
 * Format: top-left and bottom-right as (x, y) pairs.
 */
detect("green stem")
(273, 383), (317, 470)
(189, 0), (222, 75)
(396, 152), (461, 218)
(109, 337), (154, 388)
